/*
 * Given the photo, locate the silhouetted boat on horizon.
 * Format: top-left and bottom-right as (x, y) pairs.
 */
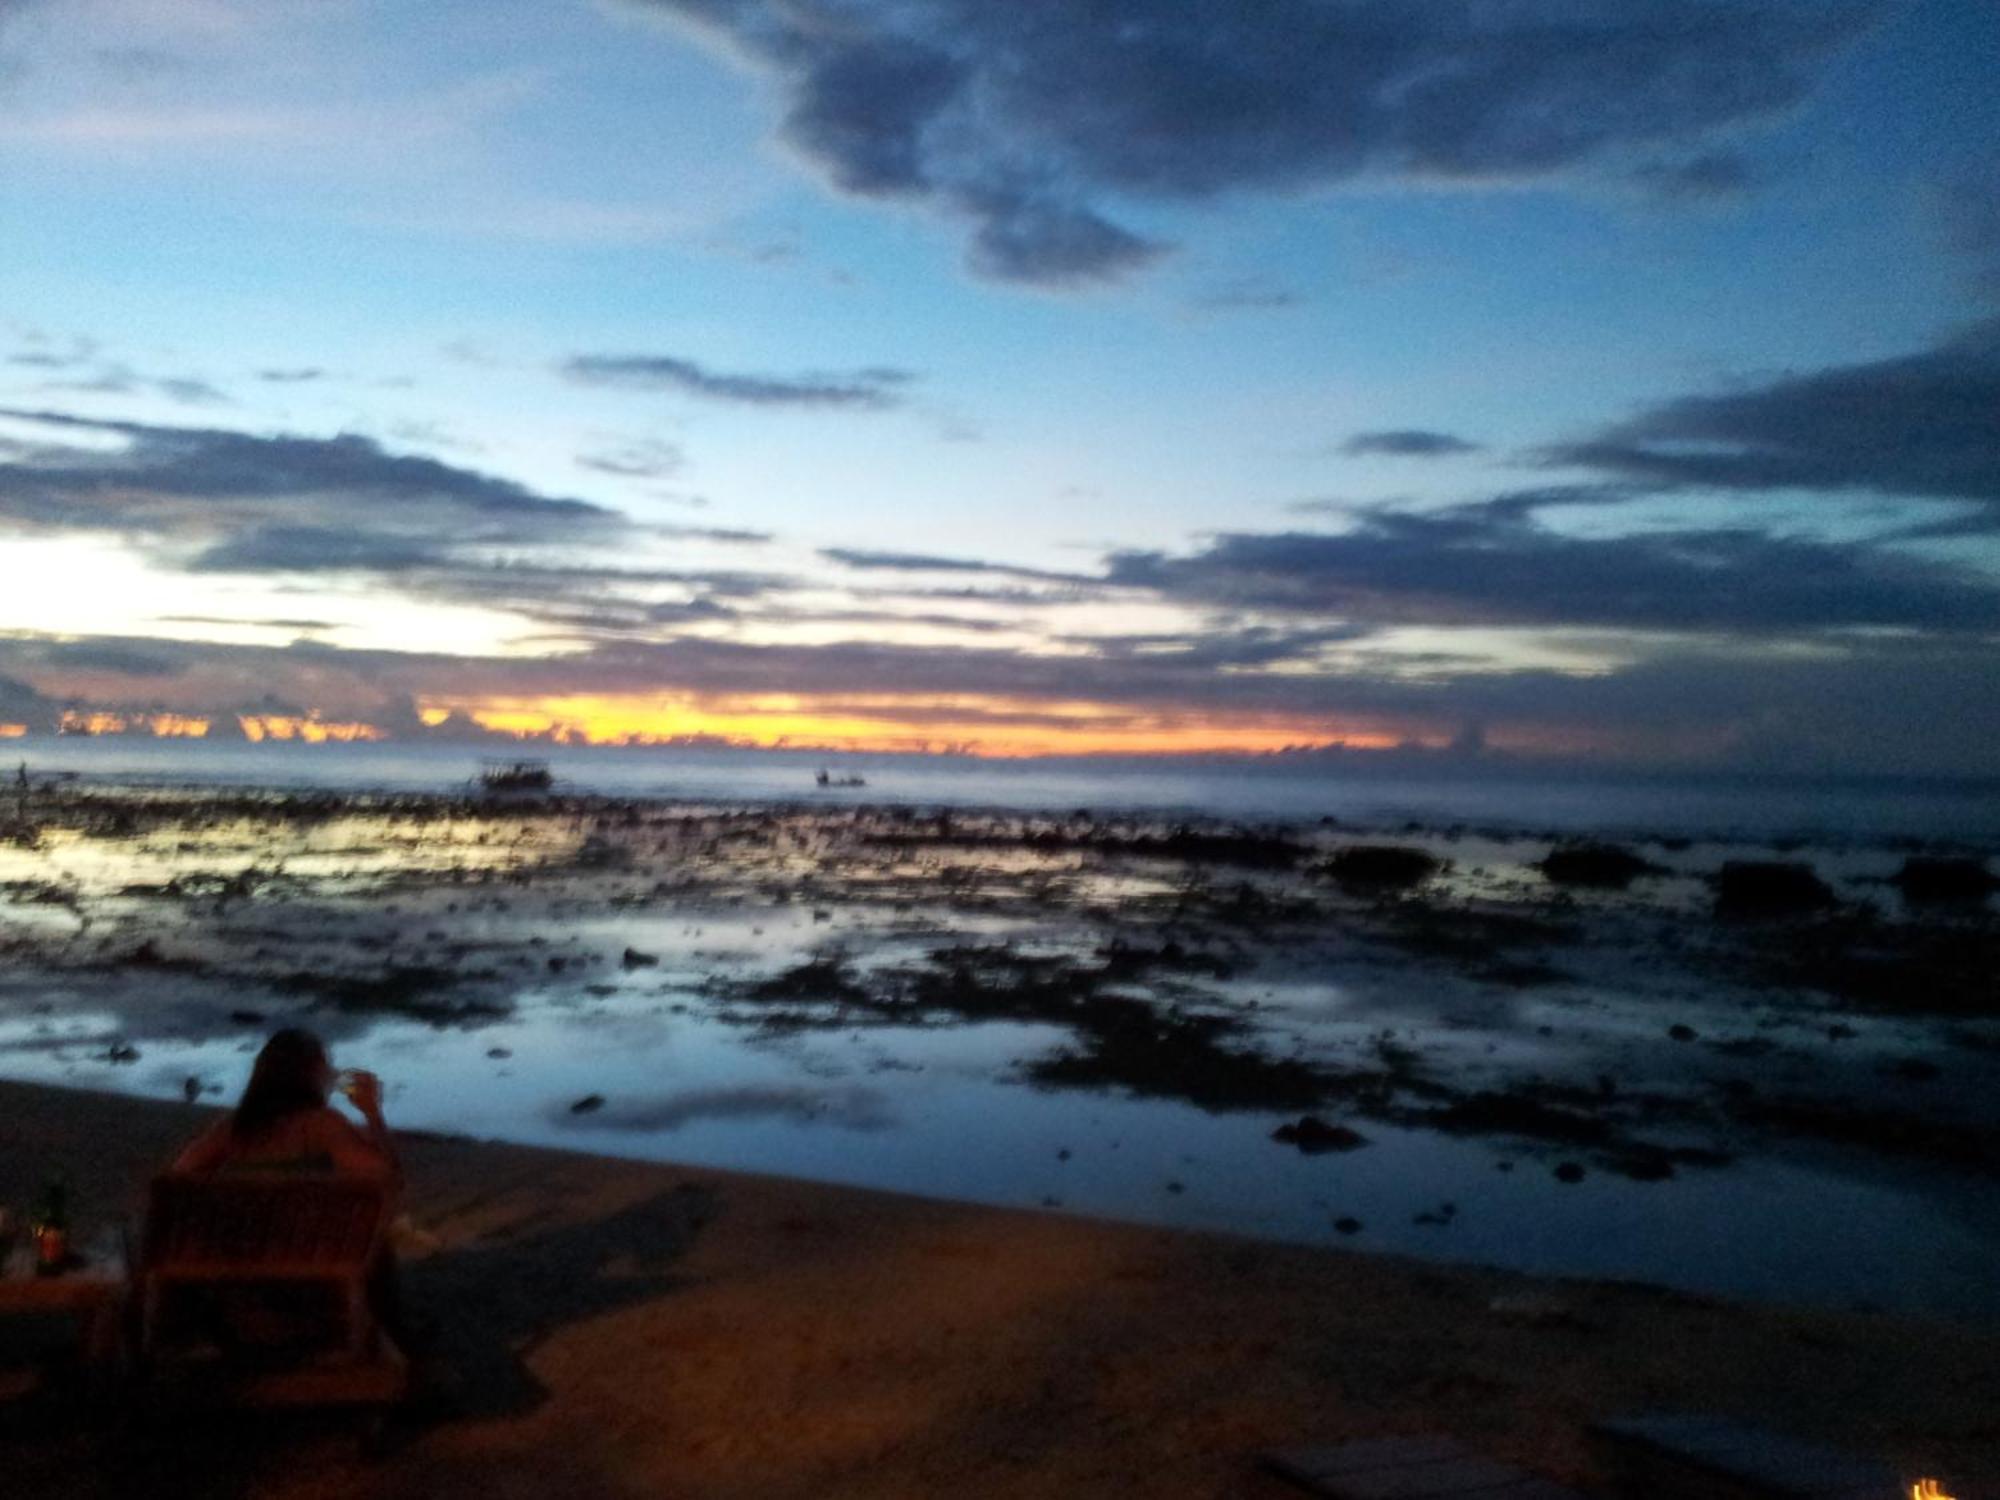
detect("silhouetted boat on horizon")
(478, 758), (554, 794)
(815, 767), (866, 788)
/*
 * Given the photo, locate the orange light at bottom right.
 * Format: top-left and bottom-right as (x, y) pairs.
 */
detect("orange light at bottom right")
(1912, 1481), (1955, 1500)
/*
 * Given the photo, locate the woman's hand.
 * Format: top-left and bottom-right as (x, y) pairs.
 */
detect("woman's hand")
(341, 1069), (385, 1119)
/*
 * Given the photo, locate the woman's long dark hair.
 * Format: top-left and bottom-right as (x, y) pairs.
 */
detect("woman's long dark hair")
(232, 1028), (330, 1137)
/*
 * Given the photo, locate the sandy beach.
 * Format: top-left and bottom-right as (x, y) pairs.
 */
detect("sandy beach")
(4, 1076), (1997, 1499)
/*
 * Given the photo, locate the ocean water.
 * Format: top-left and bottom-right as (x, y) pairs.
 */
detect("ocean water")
(14, 736), (2000, 844)
(5, 737), (1996, 1322)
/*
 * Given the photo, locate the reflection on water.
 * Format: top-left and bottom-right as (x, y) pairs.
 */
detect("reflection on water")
(2, 781), (1997, 1324)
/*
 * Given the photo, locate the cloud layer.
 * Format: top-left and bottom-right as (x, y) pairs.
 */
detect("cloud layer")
(1341, 429), (1481, 459)
(563, 353), (912, 410)
(5, 305), (1997, 774)
(1551, 316), (2000, 509)
(1109, 507), (2000, 635)
(636, 0), (1875, 284)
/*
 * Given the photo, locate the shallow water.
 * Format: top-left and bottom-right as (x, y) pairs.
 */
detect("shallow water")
(18, 736), (2000, 842)
(1, 780), (1995, 1324)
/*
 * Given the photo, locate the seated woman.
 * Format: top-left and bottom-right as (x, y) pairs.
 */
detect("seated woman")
(175, 1028), (398, 1180)
(168, 1028), (405, 1350)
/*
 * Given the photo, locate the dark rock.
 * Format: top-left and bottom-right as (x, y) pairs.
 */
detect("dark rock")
(274, 965), (500, 1021)
(569, 1094), (606, 1114)
(106, 1043), (140, 1063)
(1321, 845), (1444, 891)
(1536, 843), (1665, 890)
(182, 1076), (202, 1104)
(746, 957), (872, 1006)
(486, 1047), (512, 1059)
(1892, 856), (1996, 904)
(1713, 860), (1835, 919)
(621, 947), (659, 968)
(1755, 917), (2000, 1017)
(1553, 1162), (1587, 1183)
(1332, 1217), (1363, 1235)
(1271, 1116), (1370, 1154)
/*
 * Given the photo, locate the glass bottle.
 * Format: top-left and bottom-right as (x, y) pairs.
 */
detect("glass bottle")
(31, 1173), (69, 1276)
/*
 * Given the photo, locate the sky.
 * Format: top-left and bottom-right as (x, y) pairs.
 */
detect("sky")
(0, 0), (1996, 773)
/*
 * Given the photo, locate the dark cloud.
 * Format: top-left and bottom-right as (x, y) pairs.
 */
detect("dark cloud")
(643, 597), (741, 626)
(820, 547), (1095, 585)
(654, 524), (772, 545)
(24, 361), (230, 405)
(153, 377), (229, 406)
(635, 0), (1874, 285)
(860, 584), (1096, 608)
(0, 404), (630, 601)
(1340, 429), (1482, 458)
(374, 560), (796, 631)
(575, 438), (684, 479)
(0, 673), (55, 733)
(752, 607), (1013, 635)
(1549, 317), (2000, 506)
(187, 525), (451, 574)
(1106, 508), (2000, 634)
(44, 366), (139, 396)
(20, 641), (183, 677)
(0, 408), (616, 532)
(0, 406), (669, 624)
(563, 353), (912, 410)
(1285, 497), (1387, 517)
(956, 178), (1166, 287)
(255, 368), (326, 384)
(156, 615), (338, 632)
(1058, 623), (1374, 671)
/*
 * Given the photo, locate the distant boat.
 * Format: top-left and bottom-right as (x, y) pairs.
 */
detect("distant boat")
(815, 767), (866, 788)
(478, 758), (554, 794)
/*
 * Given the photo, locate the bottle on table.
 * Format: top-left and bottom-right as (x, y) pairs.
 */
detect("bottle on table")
(31, 1174), (69, 1277)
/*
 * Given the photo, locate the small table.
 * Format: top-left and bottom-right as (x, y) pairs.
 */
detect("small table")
(0, 1243), (128, 1391)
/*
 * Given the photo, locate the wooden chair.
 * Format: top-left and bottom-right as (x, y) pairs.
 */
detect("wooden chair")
(135, 1175), (408, 1415)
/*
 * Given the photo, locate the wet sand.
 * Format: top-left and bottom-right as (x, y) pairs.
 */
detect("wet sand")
(3, 1076), (1997, 1500)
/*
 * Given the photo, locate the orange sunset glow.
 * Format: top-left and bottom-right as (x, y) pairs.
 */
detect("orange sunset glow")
(236, 715), (385, 745)
(58, 710), (211, 738)
(439, 693), (1404, 757)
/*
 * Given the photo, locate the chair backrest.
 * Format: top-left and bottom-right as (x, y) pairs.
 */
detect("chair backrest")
(142, 1175), (389, 1280)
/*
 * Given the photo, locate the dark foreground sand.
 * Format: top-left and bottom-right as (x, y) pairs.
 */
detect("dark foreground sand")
(3, 1079), (1993, 1499)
